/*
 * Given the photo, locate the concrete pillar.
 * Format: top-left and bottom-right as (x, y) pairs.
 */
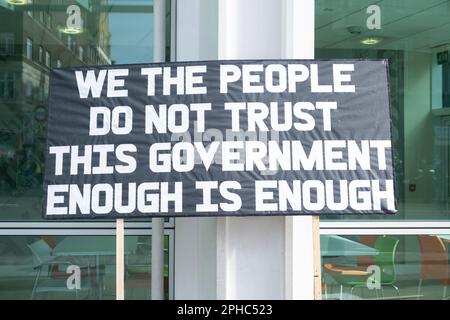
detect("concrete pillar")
(174, 0), (219, 300)
(174, 0), (315, 299)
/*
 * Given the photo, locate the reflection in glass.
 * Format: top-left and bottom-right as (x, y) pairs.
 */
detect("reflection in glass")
(125, 235), (170, 300)
(0, 235), (170, 299)
(0, 0), (164, 221)
(316, 0), (450, 221)
(321, 234), (450, 300)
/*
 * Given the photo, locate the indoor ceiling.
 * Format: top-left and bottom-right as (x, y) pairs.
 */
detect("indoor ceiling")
(316, 0), (450, 52)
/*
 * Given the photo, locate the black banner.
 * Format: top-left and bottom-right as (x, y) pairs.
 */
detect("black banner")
(43, 59), (396, 219)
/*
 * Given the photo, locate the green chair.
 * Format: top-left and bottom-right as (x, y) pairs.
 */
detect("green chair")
(324, 235), (400, 299)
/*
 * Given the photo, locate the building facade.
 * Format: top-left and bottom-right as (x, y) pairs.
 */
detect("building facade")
(0, 0), (449, 300)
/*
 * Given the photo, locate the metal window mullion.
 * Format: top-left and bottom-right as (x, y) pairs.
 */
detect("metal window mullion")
(320, 228), (450, 235)
(320, 220), (450, 229)
(0, 221), (174, 229)
(0, 228), (158, 236)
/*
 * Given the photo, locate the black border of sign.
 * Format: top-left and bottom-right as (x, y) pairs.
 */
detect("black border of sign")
(41, 59), (397, 220)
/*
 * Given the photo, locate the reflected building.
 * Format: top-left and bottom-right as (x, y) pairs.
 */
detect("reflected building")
(0, 0), (166, 301)
(0, 1), (111, 208)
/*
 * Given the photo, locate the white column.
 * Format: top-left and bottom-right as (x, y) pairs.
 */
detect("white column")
(174, 0), (316, 299)
(151, 0), (166, 301)
(216, 0), (315, 300)
(281, 0), (316, 300)
(174, 0), (219, 300)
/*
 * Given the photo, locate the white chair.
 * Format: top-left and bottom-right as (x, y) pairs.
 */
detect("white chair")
(28, 239), (91, 299)
(28, 239), (53, 268)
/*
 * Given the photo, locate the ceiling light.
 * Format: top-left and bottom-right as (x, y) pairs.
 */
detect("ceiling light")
(347, 26), (363, 35)
(6, 0), (29, 5)
(360, 37), (382, 45)
(61, 27), (83, 35)
(59, 25), (83, 35)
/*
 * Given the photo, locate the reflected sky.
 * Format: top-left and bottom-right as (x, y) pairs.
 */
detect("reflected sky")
(109, 12), (153, 64)
(108, 0), (154, 64)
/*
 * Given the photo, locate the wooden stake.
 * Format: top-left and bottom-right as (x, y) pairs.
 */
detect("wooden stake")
(312, 216), (322, 300)
(116, 218), (125, 300)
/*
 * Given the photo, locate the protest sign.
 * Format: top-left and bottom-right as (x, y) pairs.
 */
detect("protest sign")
(43, 60), (396, 218)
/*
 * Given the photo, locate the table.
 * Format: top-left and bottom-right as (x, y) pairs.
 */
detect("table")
(437, 235), (450, 242)
(321, 235), (379, 257)
(53, 236), (138, 299)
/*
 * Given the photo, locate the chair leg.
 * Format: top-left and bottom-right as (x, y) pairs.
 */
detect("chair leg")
(30, 267), (41, 300)
(443, 285), (448, 300)
(391, 284), (400, 296)
(340, 285), (343, 300)
(350, 286), (355, 300)
(87, 265), (94, 297)
(417, 278), (423, 300)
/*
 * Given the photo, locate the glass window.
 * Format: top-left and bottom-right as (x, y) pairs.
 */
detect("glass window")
(0, 234), (172, 300)
(38, 46), (43, 63)
(26, 37), (32, 60)
(316, 0), (450, 221)
(0, 72), (15, 99)
(316, 0), (450, 301)
(0, 0), (170, 222)
(0, 0), (172, 301)
(45, 50), (50, 68)
(25, 81), (32, 97)
(46, 13), (52, 29)
(78, 46), (83, 62)
(0, 32), (14, 55)
(321, 234), (450, 300)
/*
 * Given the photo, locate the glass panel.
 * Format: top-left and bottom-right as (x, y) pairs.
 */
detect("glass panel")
(321, 234), (450, 300)
(0, 0), (170, 221)
(316, 0), (450, 220)
(125, 235), (170, 300)
(0, 234), (170, 299)
(45, 50), (50, 67)
(25, 37), (32, 60)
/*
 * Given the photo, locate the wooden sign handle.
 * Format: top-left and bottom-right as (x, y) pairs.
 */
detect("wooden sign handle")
(116, 218), (125, 300)
(312, 216), (322, 300)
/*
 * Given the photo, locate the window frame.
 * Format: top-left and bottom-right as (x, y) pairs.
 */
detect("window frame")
(0, 71), (15, 99)
(26, 37), (33, 60)
(45, 50), (51, 67)
(38, 45), (43, 63)
(0, 32), (14, 56)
